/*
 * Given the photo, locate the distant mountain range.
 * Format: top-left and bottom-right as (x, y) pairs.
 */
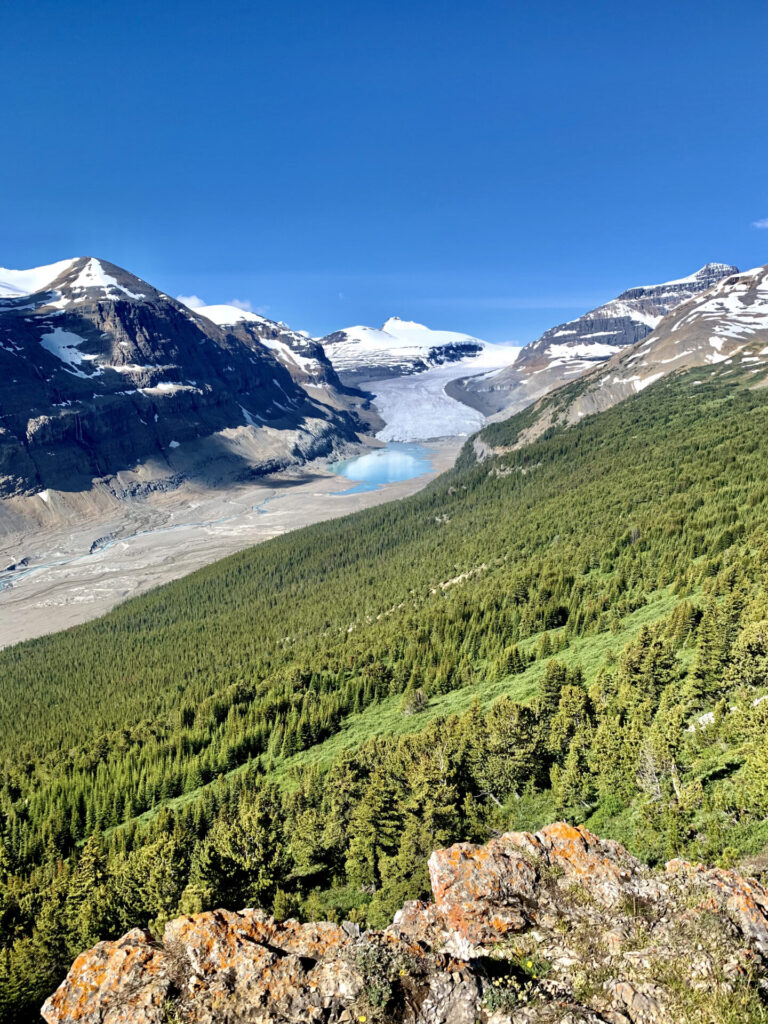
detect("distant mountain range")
(482, 262), (768, 451)
(451, 262), (738, 417)
(3, 254), (763, 502)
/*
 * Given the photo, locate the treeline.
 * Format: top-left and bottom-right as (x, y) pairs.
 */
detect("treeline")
(2, 368), (768, 1019)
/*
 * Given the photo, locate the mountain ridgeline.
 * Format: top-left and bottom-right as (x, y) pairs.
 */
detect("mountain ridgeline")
(451, 261), (739, 417)
(4, 316), (768, 1020)
(480, 262), (768, 450)
(0, 255), (749, 505)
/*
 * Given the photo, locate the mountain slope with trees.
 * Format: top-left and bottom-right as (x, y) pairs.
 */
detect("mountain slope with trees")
(3, 361), (768, 1018)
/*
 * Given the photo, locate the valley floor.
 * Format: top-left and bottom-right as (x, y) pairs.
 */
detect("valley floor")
(0, 439), (461, 649)
(0, 348), (518, 649)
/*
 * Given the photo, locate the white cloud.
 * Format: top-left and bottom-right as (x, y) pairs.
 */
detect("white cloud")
(176, 293), (206, 308)
(229, 298), (253, 311)
(753, 218), (768, 229)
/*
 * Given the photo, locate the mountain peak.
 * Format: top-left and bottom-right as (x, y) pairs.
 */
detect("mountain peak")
(322, 318), (486, 385)
(701, 261), (737, 272)
(503, 260), (768, 445)
(454, 261), (740, 419)
(382, 315), (430, 331)
(0, 255), (362, 497)
(0, 256), (161, 307)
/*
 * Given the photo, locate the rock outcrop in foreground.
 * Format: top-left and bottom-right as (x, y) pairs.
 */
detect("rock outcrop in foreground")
(42, 823), (768, 1023)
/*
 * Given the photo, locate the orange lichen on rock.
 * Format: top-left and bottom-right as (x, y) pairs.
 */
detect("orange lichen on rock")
(42, 825), (768, 1024)
(666, 858), (768, 956)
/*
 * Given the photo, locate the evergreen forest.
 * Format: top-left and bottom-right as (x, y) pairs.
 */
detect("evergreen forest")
(3, 365), (768, 1019)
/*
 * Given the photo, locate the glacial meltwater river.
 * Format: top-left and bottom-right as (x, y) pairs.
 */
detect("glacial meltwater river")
(327, 442), (436, 494)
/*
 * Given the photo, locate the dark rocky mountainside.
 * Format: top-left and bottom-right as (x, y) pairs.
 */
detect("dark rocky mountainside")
(451, 262), (737, 418)
(191, 303), (357, 395)
(43, 823), (768, 1024)
(0, 258), (365, 498)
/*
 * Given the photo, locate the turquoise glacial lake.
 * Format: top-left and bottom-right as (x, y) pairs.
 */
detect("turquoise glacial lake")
(328, 442), (436, 494)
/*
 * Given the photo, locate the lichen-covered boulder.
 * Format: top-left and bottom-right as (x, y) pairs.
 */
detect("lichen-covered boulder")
(42, 824), (768, 1024)
(391, 823), (665, 955)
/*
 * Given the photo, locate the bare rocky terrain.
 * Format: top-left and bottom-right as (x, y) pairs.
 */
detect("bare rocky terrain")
(0, 439), (461, 648)
(43, 822), (768, 1024)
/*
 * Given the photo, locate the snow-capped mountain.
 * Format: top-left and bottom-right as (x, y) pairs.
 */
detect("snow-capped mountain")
(455, 262), (738, 418)
(504, 263), (768, 447)
(582, 262), (768, 397)
(321, 317), (486, 385)
(0, 258), (362, 498)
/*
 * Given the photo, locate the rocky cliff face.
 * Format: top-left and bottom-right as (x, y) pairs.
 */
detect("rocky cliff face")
(42, 823), (768, 1024)
(0, 259), (364, 498)
(453, 263), (738, 419)
(322, 317), (486, 386)
(192, 304), (354, 394)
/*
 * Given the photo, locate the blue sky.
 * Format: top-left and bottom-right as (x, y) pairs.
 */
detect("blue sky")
(2, 0), (767, 343)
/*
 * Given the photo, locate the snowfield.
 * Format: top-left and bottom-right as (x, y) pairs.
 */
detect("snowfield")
(192, 304), (272, 326)
(324, 317), (488, 376)
(365, 344), (520, 442)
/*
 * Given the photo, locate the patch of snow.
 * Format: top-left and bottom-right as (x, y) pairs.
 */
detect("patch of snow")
(39, 328), (92, 378)
(634, 371), (664, 392)
(546, 342), (622, 361)
(168, 440), (180, 449)
(658, 350), (693, 364)
(139, 382), (191, 395)
(258, 336), (318, 372)
(68, 258), (146, 299)
(193, 304), (270, 326)
(239, 405), (261, 427)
